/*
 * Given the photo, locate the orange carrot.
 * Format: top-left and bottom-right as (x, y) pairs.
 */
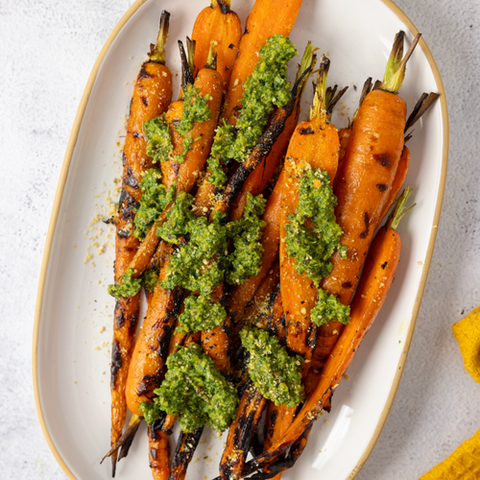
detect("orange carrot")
(191, 0), (242, 85)
(243, 188), (413, 476)
(117, 50), (224, 283)
(125, 243), (182, 416)
(280, 58), (343, 362)
(321, 31), (420, 306)
(221, 0), (304, 124)
(110, 12), (172, 475)
(148, 423), (170, 480)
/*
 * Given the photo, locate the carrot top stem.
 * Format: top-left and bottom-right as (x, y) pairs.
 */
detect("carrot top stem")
(179, 40), (194, 88)
(380, 31), (422, 94)
(205, 41), (218, 70)
(388, 187), (415, 230)
(149, 10), (170, 64)
(311, 55), (330, 121)
(212, 0), (231, 13)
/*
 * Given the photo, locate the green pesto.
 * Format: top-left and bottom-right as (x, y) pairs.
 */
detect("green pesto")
(139, 400), (164, 427)
(154, 343), (239, 432)
(134, 168), (175, 241)
(311, 288), (350, 326)
(161, 211), (228, 296)
(208, 35), (297, 187)
(225, 193), (267, 285)
(174, 134), (194, 164)
(176, 294), (227, 334)
(107, 268), (142, 298)
(156, 191), (195, 244)
(144, 115), (173, 163)
(142, 268), (159, 293)
(176, 84), (212, 137)
(285, 167), (347, 287)
(240, 327), (305, 408)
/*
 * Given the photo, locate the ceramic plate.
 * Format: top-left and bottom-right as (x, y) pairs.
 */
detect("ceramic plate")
(33, 0), (448, 479)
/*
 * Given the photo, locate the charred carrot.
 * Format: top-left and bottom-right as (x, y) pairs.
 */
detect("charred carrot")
(321, 31), (420, 306)
(109, 11), (172, 476)
(280, 57), (347, 362)
(113, 44), (225, 285)
(229, 43), (315, 223)
(243, 189), (414, 476)
(220, 382), (267, 480)
(221, 0), (304, 124)
(169, 427), (204, 480)
(191, 0), (241, 85)
(148, 422), (170, 480)
(125, 243), (183, 416)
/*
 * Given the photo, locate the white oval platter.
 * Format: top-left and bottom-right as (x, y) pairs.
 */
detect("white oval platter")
(33, 0), (448, 479)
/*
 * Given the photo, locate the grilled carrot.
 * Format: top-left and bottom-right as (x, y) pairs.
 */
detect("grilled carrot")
(321, 31), (420, 306)
(280, 57), (345, 362)
(220, 382), (267, 480)
(116, 45), (225, 284)
(241, 189), (414, 478)
(148, 422), (170, 480)
(110, 12), (172, 476)
(229, 43), (315, 223)
(125, 243), (183, 416)
(221, 0), (304, 124)
(169, 427), (204, 480)
(191, 0), (241, 85)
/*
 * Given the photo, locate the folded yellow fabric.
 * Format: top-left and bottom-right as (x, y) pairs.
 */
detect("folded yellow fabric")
(419, 305), (480, 479)
(452, 305), (480, 384)
(419, 429), (480, 479)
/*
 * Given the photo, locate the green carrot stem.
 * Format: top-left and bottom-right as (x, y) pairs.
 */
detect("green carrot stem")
(380, 31), (422, 94)
(149, 10), (170, 64)
(388, 187), (416, 231)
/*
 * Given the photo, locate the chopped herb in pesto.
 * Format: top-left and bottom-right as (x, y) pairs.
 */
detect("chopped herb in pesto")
(134, 168), (175, 240)
(240, 327), (305, 408)
(144, 115), (173, 163)
(139, 400), (164, 427)
(209, 35), (297, 187)
(176, 294), (227, 334)
(311, 288), (350, 326)
(153, 343), (239, 432)
(107, 268), (142, 298)
(162, 211), (228, 296)
(285, 167), (347, 287)
(156, 191), (195, 244)
(142, 268), (159, 293)
(108, 267), (160, 298)
(226, 193), (267, 285)
(176, 84), (212, 137)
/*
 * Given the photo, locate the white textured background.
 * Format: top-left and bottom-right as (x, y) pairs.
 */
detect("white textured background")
(0, 0), (479, 479)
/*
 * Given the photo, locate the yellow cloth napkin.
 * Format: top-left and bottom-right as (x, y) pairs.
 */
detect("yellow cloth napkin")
(419, 305), (480, 479)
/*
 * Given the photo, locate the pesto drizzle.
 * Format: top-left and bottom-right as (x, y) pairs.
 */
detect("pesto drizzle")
(161, 194), (267, 333)
(143, 83), (212, 165)
(208, 35), (297, 187)
(285, 166), (350, 326)
(108, 267), (157, 298)
(141, 343), (239, 433)
(134, 168), (176, 241)
(240, 327), (305, 408)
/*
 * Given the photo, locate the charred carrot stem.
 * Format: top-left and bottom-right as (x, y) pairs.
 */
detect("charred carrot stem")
(101, 415), (143, 464)
(109, 11), (173, 475)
